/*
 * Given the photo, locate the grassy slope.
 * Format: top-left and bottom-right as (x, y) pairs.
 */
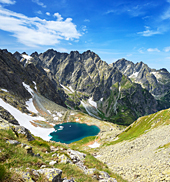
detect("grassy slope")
(0, 128), (126, 182)
(106, 108), (170, 146)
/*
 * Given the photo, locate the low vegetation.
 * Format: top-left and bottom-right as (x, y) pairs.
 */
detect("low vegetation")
(0, 127), (126, 182)
(106, 108), (170, 146)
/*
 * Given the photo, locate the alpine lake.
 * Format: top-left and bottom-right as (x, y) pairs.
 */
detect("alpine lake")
(49, 122), (100, 144)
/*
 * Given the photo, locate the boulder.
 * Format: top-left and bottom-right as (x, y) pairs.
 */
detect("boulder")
(59, 154), (71, 164)
(12, 125), (35, 141)
(67, 149), (86, 162)
(6, 140), (20, 145)
(36, 168), (62, 182)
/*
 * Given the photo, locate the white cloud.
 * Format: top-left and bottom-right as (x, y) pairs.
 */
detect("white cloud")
(126, 54), (132, 57)
(138, 48), (144, 54)
(164, 46), (170, 52)
(137, 26), (161, 36)
(0, 7), (81, 47)
(161, 7), (170, 20)
(84, 19), (90, 22)
(37, 10), (42, 14)
(147, 48), (160, 52)
(54, 12), (63, 21)
(0, 0), (15, 4)
(46, 12), (50, 16)
(32, 0), (46, 8)
(82, 25), (87, 32)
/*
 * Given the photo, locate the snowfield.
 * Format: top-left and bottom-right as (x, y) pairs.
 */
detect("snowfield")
(88, 141), (100, 148)
(0, 98), (54, 141)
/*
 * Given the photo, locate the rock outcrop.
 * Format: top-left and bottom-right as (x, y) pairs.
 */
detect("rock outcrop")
(110, 58), (170, 110)
(28, 49), (159, 125)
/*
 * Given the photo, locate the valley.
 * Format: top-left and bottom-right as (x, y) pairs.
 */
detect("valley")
(0, 48), (170, 181)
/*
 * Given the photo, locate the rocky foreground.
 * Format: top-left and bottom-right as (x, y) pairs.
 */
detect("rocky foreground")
(97, 115), (170, 181)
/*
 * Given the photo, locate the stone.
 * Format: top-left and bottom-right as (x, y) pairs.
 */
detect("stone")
(36, 168), (62, 182)
(31, 169), (40, 177)
(0, 117), (11, 130)
(67, 149), (86, 162)
(24, 145), (32, 150)
(99, 171), (110, 179)
(21, 172), (34, 182)
(52, 153), (57, 157)
(50, 146), (58, 152)
(6, 140), (21, 145)
(34, 153), (41, 158)
(99, 178), (117, 182)
(75, 161), (87, 171)
(13, 125), (35, 141)
(85, 168), (96, 175)
(63, 178), (75, 182)
(59, 154), (71, 164)
(49, 160), (57, 166)
(24, 145), (34, 156)
(40, 165), (47, 168)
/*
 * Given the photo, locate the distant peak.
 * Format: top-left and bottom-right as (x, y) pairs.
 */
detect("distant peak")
(22, 52), (27, 55)
(160, 68), (168, 72)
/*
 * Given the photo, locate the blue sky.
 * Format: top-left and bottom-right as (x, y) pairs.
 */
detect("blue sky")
(1, 0), (170, 71)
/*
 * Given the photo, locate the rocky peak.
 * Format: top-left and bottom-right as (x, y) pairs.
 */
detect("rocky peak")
(30, 51), (39, 57)
(82, 50), (100, 61)
(13, 51), (22, 61)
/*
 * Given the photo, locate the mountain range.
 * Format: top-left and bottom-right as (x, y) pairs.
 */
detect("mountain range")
(10, 49), (170, 125)
(0, 49), (170, 125)
(1, 48), (170, 181)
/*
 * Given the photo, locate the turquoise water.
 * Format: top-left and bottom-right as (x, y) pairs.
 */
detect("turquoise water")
(49, 122), (100, 144)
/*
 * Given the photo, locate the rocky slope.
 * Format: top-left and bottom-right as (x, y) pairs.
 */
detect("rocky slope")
(22, 49), (160, 125)
(110, 58), (170, 110)
(0, 116), (123, 182)
(1, 48), (170, 181)
(96, 107), (170, 181)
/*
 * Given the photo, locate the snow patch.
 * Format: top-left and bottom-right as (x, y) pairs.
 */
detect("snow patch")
(47, 110), (52, 114)
(0, 98), (54, 141)
(22, 54), (32, 60)
(1, 89), (8, 92)
(129, 72), (139, 78)
(44, 68), (50, 73)
(26, 98), (38, 114)
(88, 97), (97, 109)
(151, 72), (162, 79)
(60, 84), (71, 93)
(81, 101), (100, 119)
(100, 98), (103, 102)
(124, 64), (131, 73)
(21, 54), (32, 66)
(68, 86), (74, 93)
(88, 142), (100, 148)
(56, 112), (62, 117)
(22, 82), (34, 96)
(53, 116), (59, 121)
(33, 81), (37, 91)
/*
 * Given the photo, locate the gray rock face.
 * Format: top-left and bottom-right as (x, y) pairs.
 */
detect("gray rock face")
(13, 125), (35, 141)
(0, 106), (19, 125)
(0, 48), (166, 125)
(0, 49), (66, 108)
(110, 58), (170, 110)
(29, 49), (159, 125)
